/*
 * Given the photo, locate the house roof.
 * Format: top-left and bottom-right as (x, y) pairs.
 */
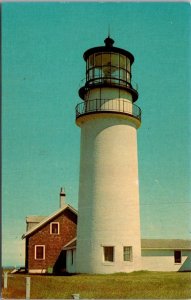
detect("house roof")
(62, 238), (191, 251)
(26, 216), (47, 223)
(22, 203), (77, 239)
(141, 239), (191, 250)
(63, 237), (77, 250)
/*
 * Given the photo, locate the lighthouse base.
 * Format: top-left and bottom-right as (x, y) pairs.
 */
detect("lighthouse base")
(76, 237), (142, 274)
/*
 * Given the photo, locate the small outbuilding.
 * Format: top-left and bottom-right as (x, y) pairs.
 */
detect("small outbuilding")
(141, 239), (191, 272)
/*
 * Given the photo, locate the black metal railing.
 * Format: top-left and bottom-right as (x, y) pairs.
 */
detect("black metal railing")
(76, 99), (141, 121)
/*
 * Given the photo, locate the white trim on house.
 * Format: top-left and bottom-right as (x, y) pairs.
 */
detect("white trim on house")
(50, 222), (60, 234)
(28, 269), (46, 274)
(35, 245), (45, 260)
(22, 204), (77, 239)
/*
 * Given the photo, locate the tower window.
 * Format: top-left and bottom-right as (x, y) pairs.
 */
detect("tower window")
(103, 246), (114, 262)
(174, 250), (181, 263)
(123, 246), (133, 261)
(50, 222), (59, 234)
(35, 245), (45, 260)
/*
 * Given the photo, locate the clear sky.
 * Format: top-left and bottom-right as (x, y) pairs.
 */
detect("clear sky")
(2, 2), (191, 266)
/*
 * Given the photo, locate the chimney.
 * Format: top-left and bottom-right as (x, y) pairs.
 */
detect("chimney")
(60, 187), (66, 208)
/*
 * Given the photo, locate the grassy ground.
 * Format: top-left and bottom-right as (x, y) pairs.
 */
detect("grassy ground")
(1, 270), (191, 299)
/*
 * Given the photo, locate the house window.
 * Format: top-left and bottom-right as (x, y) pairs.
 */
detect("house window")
(174, 250), (181, 263)
(123, 246), (133, 261)
(50, 222), (59, 234)
(103, 246), (114, 262)
(35, 245), (45, 260)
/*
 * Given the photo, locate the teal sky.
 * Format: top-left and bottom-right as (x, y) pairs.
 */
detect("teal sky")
(2, 2), (191, 266)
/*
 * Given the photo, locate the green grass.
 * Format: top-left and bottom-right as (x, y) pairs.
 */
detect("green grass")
(2, 271), (191, 299)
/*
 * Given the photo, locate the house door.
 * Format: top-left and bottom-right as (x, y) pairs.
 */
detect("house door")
(53, 250), (66, 274)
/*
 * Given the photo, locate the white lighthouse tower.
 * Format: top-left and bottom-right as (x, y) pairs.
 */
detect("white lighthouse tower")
(75, 37), (142, 273)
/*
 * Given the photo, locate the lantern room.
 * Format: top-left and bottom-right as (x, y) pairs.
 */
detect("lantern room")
(79, 37), (138, 102)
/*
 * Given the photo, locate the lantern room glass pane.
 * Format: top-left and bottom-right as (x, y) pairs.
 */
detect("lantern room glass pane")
(120, 54), (126, 69)
(126, 72), (130, 82)
(87, 69), (94, 81)
(94, 53), (102, 67)
(94, 68), (101, 78)
(119, 69), (126, 81)
(102, 65), (111, 78)
(112, 68), (119, 79)
(126, 58), (130, 72)
(111, 53), (119, 67)
(102, 53), (110, 66)
(88, 54), (94, 68)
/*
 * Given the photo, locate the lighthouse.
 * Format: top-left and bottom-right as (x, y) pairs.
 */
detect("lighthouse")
(75, 37), (142, 273)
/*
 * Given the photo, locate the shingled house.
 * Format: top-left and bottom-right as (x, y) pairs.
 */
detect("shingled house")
(22, 188), (77, 274)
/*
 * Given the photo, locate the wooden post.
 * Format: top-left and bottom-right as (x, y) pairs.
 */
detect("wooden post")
(26, 277), (31, 300)
(4, 272), (8, 289)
